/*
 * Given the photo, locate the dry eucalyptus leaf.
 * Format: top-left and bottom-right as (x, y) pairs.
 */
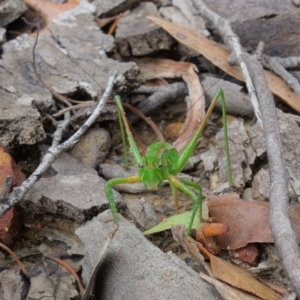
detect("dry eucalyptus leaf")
(147, 16), (300, 113)
(208, 254), (281, 300)
(200, 272), (262, 300)
(207, 193), (300, 250)
(133, 58), (205, 152)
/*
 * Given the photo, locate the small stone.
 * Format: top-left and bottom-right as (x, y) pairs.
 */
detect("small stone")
(229, 243), (260, 266)
(69, 127), (111, 168)
(124, 197), (159, 230)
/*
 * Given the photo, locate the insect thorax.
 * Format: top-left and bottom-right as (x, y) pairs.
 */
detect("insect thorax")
(138, 142), (180, 190)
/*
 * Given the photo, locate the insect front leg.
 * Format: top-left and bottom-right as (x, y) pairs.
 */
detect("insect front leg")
(167, 175), (202, 236)
(105, 175), (140, 224)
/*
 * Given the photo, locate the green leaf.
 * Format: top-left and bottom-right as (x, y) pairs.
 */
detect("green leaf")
(143, 210), (201, 235)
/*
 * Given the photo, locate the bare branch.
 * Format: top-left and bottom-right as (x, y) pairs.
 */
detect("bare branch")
(192, 0), (300, 296)
(0, 72), (116, 218)
(192, 1), (262, 125)
(262, 55), (300, 98)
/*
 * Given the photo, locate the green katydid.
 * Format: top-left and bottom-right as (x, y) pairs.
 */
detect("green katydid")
(105, 89), (233, 236)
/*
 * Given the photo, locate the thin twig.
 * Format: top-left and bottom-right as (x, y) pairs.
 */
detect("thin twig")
(262, 54), (300, 98)
(193, 2), (262, 126)
(54, 100), (165, 142)
(0, 176), (12, 201)
(192, 0), (300, 296)
(45, 254), (85, 297)
(22, 18), (75, 114)
(0, 242), (30, 280)
(0, 72), (116, 217)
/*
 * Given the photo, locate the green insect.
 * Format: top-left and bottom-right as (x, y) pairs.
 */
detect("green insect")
(105, 89), (232, 235)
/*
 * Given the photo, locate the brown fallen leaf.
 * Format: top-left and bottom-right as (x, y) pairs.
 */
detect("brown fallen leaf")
(206, 252), (281, 300)
(207, 193), (300, 249)
(200, 272), (262, 300)
(147, 16), (300, 114)
(132, 58), (205, 152)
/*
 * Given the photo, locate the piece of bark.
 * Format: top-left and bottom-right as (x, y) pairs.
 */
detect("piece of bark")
(203, 0), (294, 23)
(249, 110), (300, 201)
(252, 168), (271, 201)
(22, 152), (123, 223)
(201, 119), (254, 188)
(76, 210), (222, 300)
(233, 9), (300, 57)
(69, 127), (111, 168)
(91, 0), (140, 17)
(0, 268), (29, 300)
(0, 90), (46, 147)
(124, 197), (160, 230)
(115, 2), (174, 57)
(0, 0), (27, 27)
(0, 207), (21, 245)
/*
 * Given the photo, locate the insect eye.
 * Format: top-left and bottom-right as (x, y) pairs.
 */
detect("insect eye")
(139, 163), (144, 168)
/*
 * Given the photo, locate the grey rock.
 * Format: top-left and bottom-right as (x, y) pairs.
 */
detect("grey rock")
(69, 127), (111, 168)
(0, 90), (46, 147)
(124, 197), (160, 230)
(76, 210), (222, 300)
(22, 152), (123, 223)
(115, 2), (174, 56)
(202, 74), (254, 117)
(0, 3), (144, 146)
(0, 0), (27, 27)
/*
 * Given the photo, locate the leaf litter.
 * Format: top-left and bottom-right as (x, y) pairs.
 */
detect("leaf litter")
(1, 1), (300, 299)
